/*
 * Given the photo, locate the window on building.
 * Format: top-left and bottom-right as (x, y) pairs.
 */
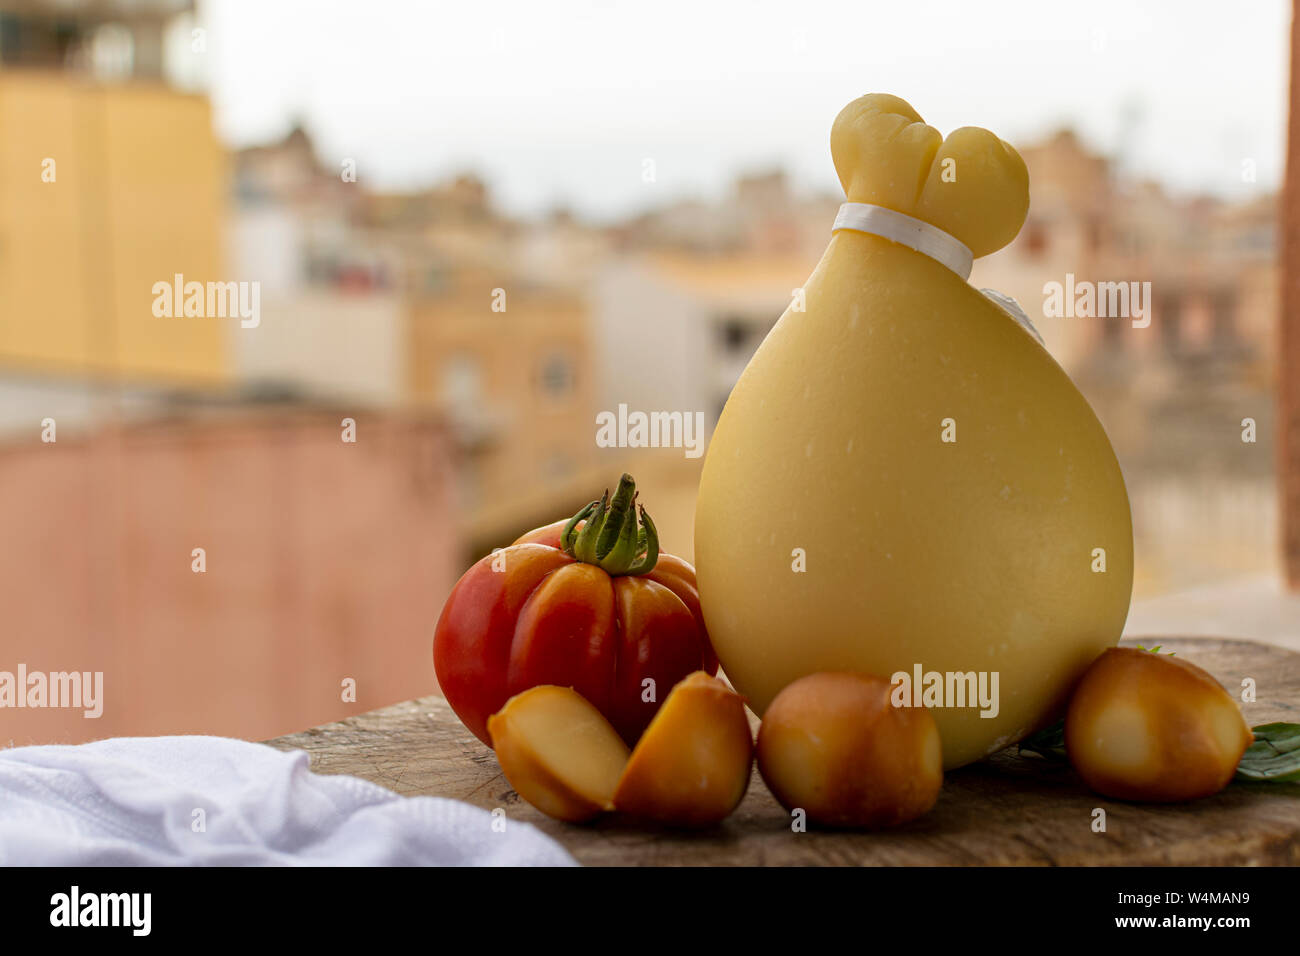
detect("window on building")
(1158, 296), (1183, 354)
(424, 265), (448, 294)
(1102, 314), (1124, 350)
(542, 451), (575, 482)
(717, 317), (750, 353)
(537, 350), (576, 400)
(441, 353), (483, 409)
(1085, 220), (1102, 253)
(1212, 292), (1237, 347)
(1022, 221), (1048, 258)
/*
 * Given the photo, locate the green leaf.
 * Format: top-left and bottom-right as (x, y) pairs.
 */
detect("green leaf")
(1017, 719), (1067, 760)
(1235, 723), (1300, 783)
(1135, 644), (1175, 656)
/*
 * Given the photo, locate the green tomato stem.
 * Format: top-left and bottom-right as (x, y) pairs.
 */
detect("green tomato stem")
(560, 474), (660, 576)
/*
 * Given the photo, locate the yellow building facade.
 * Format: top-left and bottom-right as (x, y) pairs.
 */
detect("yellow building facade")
(407, 275), (606, 551)
(0, 71), (227, 385)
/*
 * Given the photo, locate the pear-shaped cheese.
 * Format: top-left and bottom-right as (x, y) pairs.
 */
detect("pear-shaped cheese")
(695, 94), (1132, 770)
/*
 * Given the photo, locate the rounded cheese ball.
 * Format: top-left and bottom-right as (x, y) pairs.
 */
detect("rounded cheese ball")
(695, 95), (1133, 769)
(757, 672), (942, 828)
(1065, 648), (1252, 802)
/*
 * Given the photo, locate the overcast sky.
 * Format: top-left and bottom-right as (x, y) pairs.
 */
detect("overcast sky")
(193, 0), (1291, 221)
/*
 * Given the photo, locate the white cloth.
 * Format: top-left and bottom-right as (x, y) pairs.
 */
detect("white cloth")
(0, 735), (576, 866)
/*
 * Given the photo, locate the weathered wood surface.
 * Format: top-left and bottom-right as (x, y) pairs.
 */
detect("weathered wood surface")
(264, 638), (1300, 866)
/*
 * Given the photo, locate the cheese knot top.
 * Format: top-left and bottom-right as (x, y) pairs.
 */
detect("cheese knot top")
(830, 93), (1029, 259)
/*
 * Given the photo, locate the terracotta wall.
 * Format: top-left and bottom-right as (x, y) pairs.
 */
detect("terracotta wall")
(0, 411), (460, 746)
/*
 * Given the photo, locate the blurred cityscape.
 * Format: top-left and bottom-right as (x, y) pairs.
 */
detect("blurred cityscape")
(0, 1), (1290, 743)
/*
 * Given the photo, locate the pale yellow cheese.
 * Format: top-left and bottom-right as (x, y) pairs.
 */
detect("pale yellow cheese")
(488, 685), (630, 822)
(695, 94), (1132, 770)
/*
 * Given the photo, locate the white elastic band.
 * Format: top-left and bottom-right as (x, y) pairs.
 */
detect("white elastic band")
(831, 203), (1044, 348)
(833, 202), (973, 280)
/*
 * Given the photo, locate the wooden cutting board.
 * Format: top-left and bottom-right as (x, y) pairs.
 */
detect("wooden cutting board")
(264, 637), (1300, 865)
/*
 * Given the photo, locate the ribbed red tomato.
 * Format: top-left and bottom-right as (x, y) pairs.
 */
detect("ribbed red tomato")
(433, 475), (717, 746)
